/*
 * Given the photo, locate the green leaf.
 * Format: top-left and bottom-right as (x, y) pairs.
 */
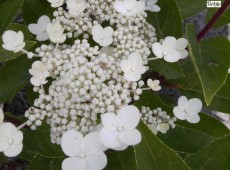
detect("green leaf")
(186, 24), (230, 105)
(175, 0), (207, 19)
(148, 59), (184, 79)
(206, 0), (230, 28)
(22, 0), (54, 26)
(134, 121), (190, 170)
(147, 0), (182, 38)
(106, 147), (137, 170)
(0, 0), (24, 35)
(26, 84), (39, 106)
(185, 134), (230, 170)
(173, 72), (230, 113)
(0, 56), (32, 103)
(26, 156), (62, 170)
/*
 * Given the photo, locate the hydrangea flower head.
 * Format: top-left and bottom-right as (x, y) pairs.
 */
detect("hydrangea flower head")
(61, 130), (107, 170)
(173, 96), (202, 123)
(2, 30), (25, 53)
(28, 15), (51, 41)
(120, 52), (146, 82)
(46, 22), (66, 44)
(92, 25), (114, 47)
(152, 36), (188, 62)
(100, 105), (141, 150)
(114, 0), (145, 16)
(29, 61), (49, 87)
(67, 0), (86, 16)
(0, 122), (23, 157)
(47, 0), (64, 8)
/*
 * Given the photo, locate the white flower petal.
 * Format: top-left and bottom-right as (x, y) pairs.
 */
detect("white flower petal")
(164, 51), (181, 63)
(36, 32), (49, 41)
(176, 38), (188, 51)
(37, 15), (51, 30)
(86, 151), (107, 170)
(173, 106), (185, 120)
(81, 132), (101, 155)
(162, 36), (177, 55)
(3, 143), (23, 157)
(124, 0), (137, 10)
(135, 66), (146, 75)
(187, 98), (202, 113)
(133, 1), (145, 14)
(117, 105), (140, 129)
(2, 30), (16, 44)
(120, 60), (132, 73)
(113, 143), (128, 151)
(114, 1), (128, 14)
(128, 52), (143, 66)
(0, 123), (17, 139)
(185, 113), (200, 124)
(12, 131), (23, 145)
(62, 157), (86, 170)
(101, 113), (119, 130)
(28, 24), (43, 35)
(100, 38), (113, 47)
(146, 5), (160, 12)
(178, 96), (188, 111)
(124, 72), (141, 82)
(179, 49), (188, 59)
(0, 137), (10, 152)
(92, 25), (103, 37)
(103, 27), (114, 38)
(119, 129), (141, 146)
(99, 128), (121, 148)
(152, 42), (163, 58)
(0, 108), (4, 124)
(157, 123), (169, 133)
(61, 129), (82, 157)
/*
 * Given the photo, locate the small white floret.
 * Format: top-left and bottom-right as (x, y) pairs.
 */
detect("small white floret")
(147, 79), (161, 91)
(46, 22), (66, 44)
(67, 0), (86, 16)
(92, 25), (114, 47)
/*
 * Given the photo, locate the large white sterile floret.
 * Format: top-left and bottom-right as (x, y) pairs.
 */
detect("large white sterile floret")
(48, 0), (64, 8)
(46, 22), (66, 43)
(67, 0), (86, 16)
(92, 25), (114, 47)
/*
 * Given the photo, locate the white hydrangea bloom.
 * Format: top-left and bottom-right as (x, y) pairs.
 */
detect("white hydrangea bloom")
(173, 96), (202, 124)
(100, 105), (141, 150)
(0, 107), (4, 124)
(147, 79), (161, 91)
(28, 15), (51, 41)
(114, 0), (145, 16)
(2, 30), (25, 53)
(120, 52), (146, 82)
(67, 0), (86, 16)
(152, 36), (188, 62)
(47, 0), (64, 8)
(156, 123), (169, 133)
(46, 22), (66, 44)
(92, 25), (114, 47)
(61, 130), (107, 170)
(142, 0), (160, 12)
(0, 122), (23, 157)
(29, 61), (49, 87)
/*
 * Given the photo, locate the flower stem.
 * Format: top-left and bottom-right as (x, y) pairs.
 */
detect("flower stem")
(21, 49), (41, 57)
(197, 0), (230, 42)
(17, 121), (28, 130)
(148, 57), (160, 61)
(141, 87), (151, 91)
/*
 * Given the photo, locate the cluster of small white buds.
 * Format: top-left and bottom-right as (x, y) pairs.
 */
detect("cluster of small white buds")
(141, 106), (177, 135)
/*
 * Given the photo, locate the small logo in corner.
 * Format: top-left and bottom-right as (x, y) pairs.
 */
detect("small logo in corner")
(207, 1), (221, 8)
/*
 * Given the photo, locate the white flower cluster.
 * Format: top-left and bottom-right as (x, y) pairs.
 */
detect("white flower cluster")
(141, 106), (176, 135)
(1, 0), (201, 169)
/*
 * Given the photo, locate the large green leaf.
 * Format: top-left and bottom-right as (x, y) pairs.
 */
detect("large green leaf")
(185, 134), (230, 170)
(0, 56), (32, 103)
(186, 24), (230, 105)
(134, 121), (190, 170)
(106, 147), (137, 170)
(26, 157), (62, 170)
(22, 0), (54, 26)
(0, 0), (24, 35)
(173, 72), (230, 113)
(148, 59), (184, 79)
(175, 0), (207, 19)
(147, 0), (182, 39)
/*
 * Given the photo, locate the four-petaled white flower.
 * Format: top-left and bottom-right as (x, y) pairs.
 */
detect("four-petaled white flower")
(152, 36), (188, 62)
(0, 107), (3, 125)
(2, 30), (25, 53)
(67, 0), (86, 16)
(120, 52), (146, 82)
(0, 122), (23, 157)
(46, 22), (66, 44)
(100, 105), (141, 150)
(173, 96), (202, 124)
(147, 79), (161, 91)
(48, 0), (64, 8)
(114, 0), (145, 16)
(142, 0), (160, 12)
(28, 15), (51, 41)
(92, 25), (114, 47)
(29, 61), (49, 87)
(156, 123), (169, 133)
(61, 130), (107, 170)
